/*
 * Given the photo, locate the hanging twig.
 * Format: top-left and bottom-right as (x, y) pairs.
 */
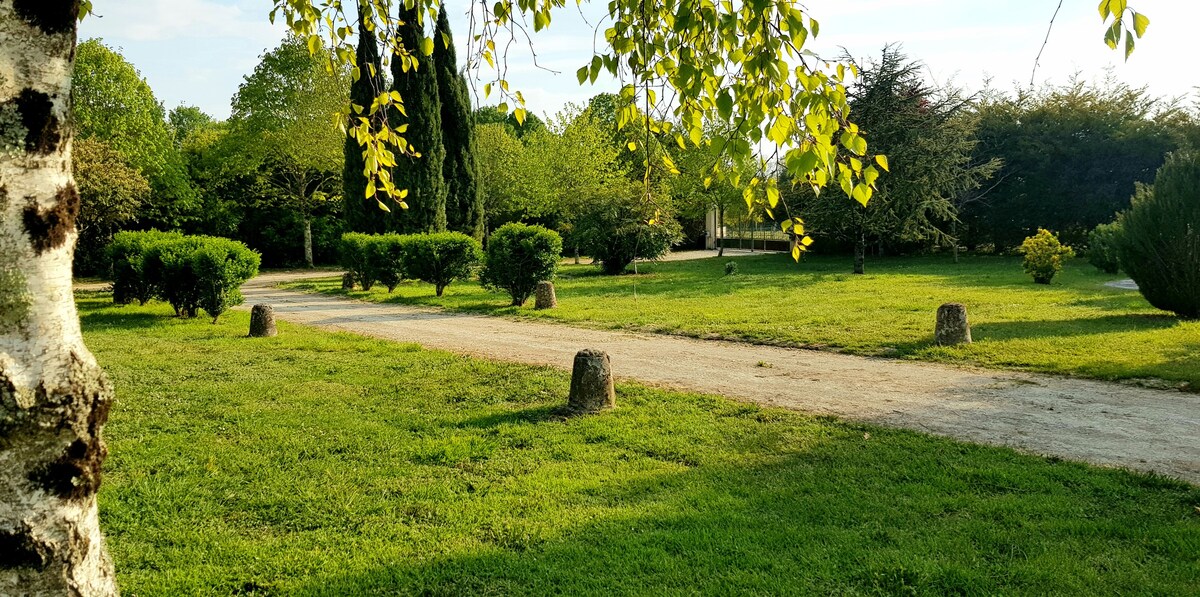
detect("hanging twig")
(1031, 0), (1064, 86)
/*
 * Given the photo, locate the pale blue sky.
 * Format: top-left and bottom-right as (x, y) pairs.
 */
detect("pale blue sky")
(80, 0), (1198, 121)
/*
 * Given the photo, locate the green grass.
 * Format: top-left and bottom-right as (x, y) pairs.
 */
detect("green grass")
(284, 254), (1200, 387)
(81, 296), (1200, 595)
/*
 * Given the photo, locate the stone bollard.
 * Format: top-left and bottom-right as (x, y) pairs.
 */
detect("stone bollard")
(535, 280), (558, 309)
(249, 304), (278, 337)
(935, 303), (971, 345)
(567, 349), (615, 413)
(341, 272), (355, 290)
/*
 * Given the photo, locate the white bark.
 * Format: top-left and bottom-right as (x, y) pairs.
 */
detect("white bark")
(1, 2), (118, 594)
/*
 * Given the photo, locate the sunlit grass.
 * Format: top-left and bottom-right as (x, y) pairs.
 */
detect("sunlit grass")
(284, 253), (1200, 387)
(81, 296), (1200, 594)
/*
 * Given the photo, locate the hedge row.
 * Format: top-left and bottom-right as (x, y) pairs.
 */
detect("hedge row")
(340, 224), (562, 306)
(108, 231), (261, 322)
(339, 232), (482, 297)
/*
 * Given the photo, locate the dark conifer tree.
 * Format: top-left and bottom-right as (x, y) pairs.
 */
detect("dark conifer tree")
(343, 2), (388, 233)
(390, 3), (447, 233)
(434, 6), (484, 239)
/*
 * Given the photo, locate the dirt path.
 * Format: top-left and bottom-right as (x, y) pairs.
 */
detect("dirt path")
(241, 272), (1200, 484)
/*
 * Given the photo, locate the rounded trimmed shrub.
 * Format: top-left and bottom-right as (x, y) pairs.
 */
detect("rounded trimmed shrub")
(1117, 152), (1200, 319)
(143, 236), (208, 317)
(191, 238), (261, 323)
(1086, 221), (1122, 274)
(1019, 228), (1074, 284)
(480, 223), (562, 306)
(339, 233), (376, 290)
(401, 232), (482, 297)
(724, 261), (739, 276)
(108, 230), (183, 305)
(369, 234), (408, 293)
(141, 235), (260, 320)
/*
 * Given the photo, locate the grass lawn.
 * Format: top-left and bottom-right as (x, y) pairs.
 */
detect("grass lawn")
(81, 295), (1200, 595)
(283, 253), (1200, 388)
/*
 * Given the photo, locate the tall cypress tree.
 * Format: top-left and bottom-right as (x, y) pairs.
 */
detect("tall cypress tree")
(343, 2), (388, 233)
(390, 3), (447, 233)
(433, 6), (484, 239)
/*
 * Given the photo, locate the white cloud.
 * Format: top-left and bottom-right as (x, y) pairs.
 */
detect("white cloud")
(85, 0), (283, 44)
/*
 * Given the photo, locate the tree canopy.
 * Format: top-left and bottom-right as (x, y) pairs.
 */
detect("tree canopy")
(73, 38), (196, 228)
(272, 0), (890, 258)
(964, 77), (1180, 248)
(787, 46), (998, 271)
(229, 35), (349, 266)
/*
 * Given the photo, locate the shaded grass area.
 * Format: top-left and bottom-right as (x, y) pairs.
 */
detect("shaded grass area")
(81, 296), (1200, 595)
(283, 254), (1200, 387)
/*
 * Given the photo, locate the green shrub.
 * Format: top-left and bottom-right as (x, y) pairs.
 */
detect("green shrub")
(142, 236), (260, 319)
(339, 233), (376, 290)
(143, 236), (208, 317)
(368, 234), (408, 292)
(107, 230), (183, 305)
(1019, 229), (1074, 284)
(1117, 153), (1200, 319)
(575, 188), (683, 275)
(1086, 221), (1122, 274)
(401, 232), (482, 296)
(480, 223), (562, 306)
(724, 261), (739, 276)
(191, 238), (261, 323)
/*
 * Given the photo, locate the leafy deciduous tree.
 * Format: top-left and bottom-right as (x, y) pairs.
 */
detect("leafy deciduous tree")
(230, 36), (347, 267)
(789, 46), (996, 273)
(72, 38), (196, 229)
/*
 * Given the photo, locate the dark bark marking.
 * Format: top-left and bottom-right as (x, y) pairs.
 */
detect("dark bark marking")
(0, 527), (49, 570)
(12, 0), (81, 36)
(23, 184), (79, 255)
(28, 386), (110, 500)
(8, 89), (62, 155)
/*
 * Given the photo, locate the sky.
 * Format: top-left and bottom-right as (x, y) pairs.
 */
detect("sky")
(79, 0), (1200, 121)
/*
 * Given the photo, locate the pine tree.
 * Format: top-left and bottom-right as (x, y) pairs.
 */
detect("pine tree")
(390, 3), (447, 233)
(434, 6), (484, 239)
(343, 2), (387, 233)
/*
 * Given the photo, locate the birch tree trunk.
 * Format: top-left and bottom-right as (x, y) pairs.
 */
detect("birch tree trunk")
(1, 2), (118, 594)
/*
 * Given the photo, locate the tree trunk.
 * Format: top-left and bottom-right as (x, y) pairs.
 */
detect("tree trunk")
(952, 219), (960, 264)
(573, 245), (580, 265)
(853, 230), (866, 275)
(0, 4), (118, 594)
(303, 216), (314, 268)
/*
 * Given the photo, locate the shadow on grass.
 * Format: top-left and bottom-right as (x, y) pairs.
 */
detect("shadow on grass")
(296, 446), (1200, 596)
(972, 313), (1182, 340)
(455, 405), (566, 429)
(78, 298), (176, 330)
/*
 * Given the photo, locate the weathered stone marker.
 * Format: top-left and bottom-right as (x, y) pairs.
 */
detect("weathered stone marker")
(535, 280), (558, 309)
(568, 349), (615, 413)
(249, 304), (278, 337)
(341, 272), (355, 290)
(935, 303), (971, 345)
